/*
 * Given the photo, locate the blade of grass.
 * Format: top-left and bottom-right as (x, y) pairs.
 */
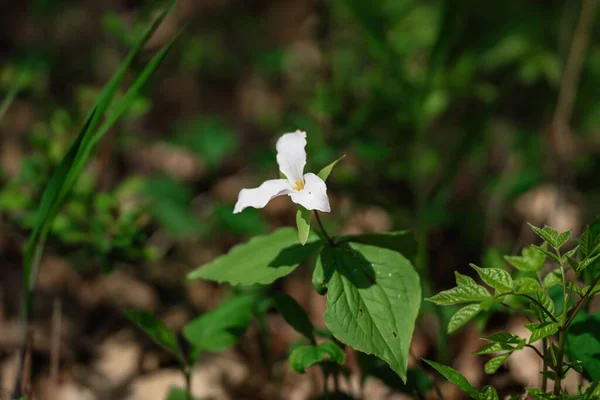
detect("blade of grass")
(14, 1), (179, 397)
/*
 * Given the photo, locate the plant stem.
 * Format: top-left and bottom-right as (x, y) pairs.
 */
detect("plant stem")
(566, 272), (600, 329)
(315, 211), (334, 246)
(541, 338), (549, 392)
(554, 328), (566, 395)
(185, 366), (192, 400)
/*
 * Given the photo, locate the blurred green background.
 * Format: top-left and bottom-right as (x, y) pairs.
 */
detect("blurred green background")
(1, 0), (600, 398)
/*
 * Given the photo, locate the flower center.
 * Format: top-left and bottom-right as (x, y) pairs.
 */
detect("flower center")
(293, 179), (305, 191)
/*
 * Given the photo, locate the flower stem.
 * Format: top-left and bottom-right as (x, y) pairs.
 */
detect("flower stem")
(314, 211), (334, 246)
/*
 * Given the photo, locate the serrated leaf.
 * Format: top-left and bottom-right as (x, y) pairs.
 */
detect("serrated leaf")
(317, 155), (345, 182)
(426, 284), (491, 305)
(273, 292), (315, 342)
(321, 242), (420, 381)
(338, 230), (417, 262)
(470, 264), (512, 293)
(479, 385), (500, 400)
(183, 294), (255, 353)
(484, 353), (510, 374)
(482, 332), (523, 344)
(474, 342), (514, 355)
(543, 269), (562, 289)
(187, 228), (322, 285)
(577, 253), (600, 272)
(447, 304), (481, 334)
(579, 225), (600, 259)
(528, 223), (571, 250)
(423, 359), (479, 398)
(289, 340), (345, 373)
(535, 290), (555, 317)
(296, 207), (312, 245)
(455, 271), (477, 287)
(505, 244), (547, 272)
(514, 277), (542, 293)
(525, 321), (559, 344)
(562, 245), (579, 261)
(125, 310), (183, 364)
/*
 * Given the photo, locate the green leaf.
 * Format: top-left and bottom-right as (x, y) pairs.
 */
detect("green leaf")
(470, 264), (512, 293)
(447, 304), (481, 334)
(321, 242), (420, 381)
(514, 277), (542, 294)
(165, 387), (197, 400)
(534, 245), (561, 264)
(525, 321), (559, 344)
(565, 312), (600, 381)
(423, 359), (479, 398)
(534, 290), (555, 317)
(484, 353), (510, 374)
(125, 310), (183, 363)
(426, 285), (491, 305)
(455, 271), (477, 287)
(478, 385), (500, 400)
(356, 352), (431, 394)
(317, 155), (345, 182)
(338, 230), (417, 262)
(183, 294), (255, 353)
(543, 269), (562, 289)
(528, 223), (571, 250)
(474, 342), (515, 355)
(296, 207), (312, 245)
(577, 253), (600, 272)
(482, 332), (523, 344)
(504, 244), (547, 272)
(289, 340), (345, 373)
(272, 292), (315, 342)
(187, 228), (322, 285)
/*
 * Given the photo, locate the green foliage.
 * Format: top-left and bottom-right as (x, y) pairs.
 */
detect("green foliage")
(426, 284), (491, 305)
(470, 264), (513, 294)
(183, 294), (256, 354)
(447, 303), (481, 334)
(165, 388), (196, 400)
(423, 359), (479, 398)
(528, 224), (572, 251)
(296, 207), (312, 245)
(317, 155), (346, 182)
(272, 292), (315, 343)
(565, 312), (600, 381)
(504, 244), (546, 272)
(357, 352), (431, 395)
(125, 310), (184, 364)
(289, 340), (345, 373)
(187, 228), (322, 285)
(337, 231), (418, 262)
(320, 242), (420, 381)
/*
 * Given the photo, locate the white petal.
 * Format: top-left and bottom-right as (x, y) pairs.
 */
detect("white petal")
(276, 130), (307, 184)
(289, 173), (331, 212)
(233, 179), (292, 213)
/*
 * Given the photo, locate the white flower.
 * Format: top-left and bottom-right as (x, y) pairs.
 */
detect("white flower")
(234, 130), (331, 214)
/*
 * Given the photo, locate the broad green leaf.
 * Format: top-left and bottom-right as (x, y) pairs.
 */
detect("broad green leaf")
(321, 242), (420, 381)
(187, 228), (322, 285)
(504, 244), (546, 272)
(528, 223), (571, 250)
(479, 385), (500, 400)
(482, 332), (523, 344)
(423, 359), (479, 398)
(565, 312), (600, 381)
(125, 310), (183, 363)
(514, 277), (542, 294)
(312, 254), (329, 295)
(183, 294), (255, 353)
(470, 264), (512, 293)
(484, 353), (510, 374)
(455, 271), (477, 287)
(525, 321), (559, 344)
(426, 284), (491, 305)
(338, 230), (417, 262)
(296, 207), (311, 245)
(534, 290), (555, 317)
(165, 387), (197, 400)
(289, 340), (345, 373)
(543, 269), (562, 288)
(272, 292), (315, 342)
(447, 304), (481, 334)
(317, 155), (345, 182)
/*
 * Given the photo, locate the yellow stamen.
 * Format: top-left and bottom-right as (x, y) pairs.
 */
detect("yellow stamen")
(293, 179), (305, 191)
